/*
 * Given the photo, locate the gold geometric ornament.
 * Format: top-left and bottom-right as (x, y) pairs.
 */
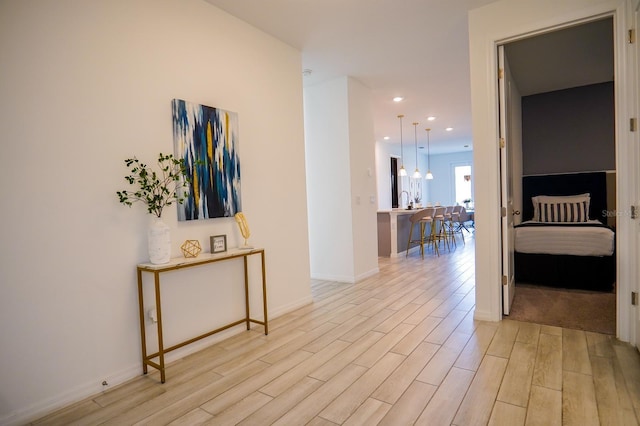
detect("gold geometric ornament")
(180, 240), (201, 258)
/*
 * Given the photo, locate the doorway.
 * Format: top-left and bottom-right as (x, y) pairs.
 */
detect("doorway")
(499, 17), (617, 333)
(391, 157), (399, 208)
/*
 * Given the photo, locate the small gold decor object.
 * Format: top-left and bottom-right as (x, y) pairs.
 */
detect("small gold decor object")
(180, 240), (201, 258)
(234, 212), (254, 249)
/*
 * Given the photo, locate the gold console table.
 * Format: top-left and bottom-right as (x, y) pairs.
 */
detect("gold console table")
(136, 248), (268, 383)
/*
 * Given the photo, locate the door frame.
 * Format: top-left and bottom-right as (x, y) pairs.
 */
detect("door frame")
(498, 14), (628, 334)
(631, 0), (640, 348)
(469, 0), (637, 344)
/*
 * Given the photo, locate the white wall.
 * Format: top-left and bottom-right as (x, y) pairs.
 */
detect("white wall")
(305, 77), (354, 281)
(424, 151), (474, 207)
(469, 0), (633, 325)
(0, 1), (312, 423)
(347, 78), (380, 281)
(305, 76), (379, 282)
(375, 141), (428, 210)
(375, 143), (472, 210)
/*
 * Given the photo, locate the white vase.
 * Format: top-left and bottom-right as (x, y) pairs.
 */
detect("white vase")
(148, 216), (171, 264)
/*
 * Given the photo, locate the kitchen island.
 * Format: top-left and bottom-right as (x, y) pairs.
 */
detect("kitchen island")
(377, 208), (426, 257)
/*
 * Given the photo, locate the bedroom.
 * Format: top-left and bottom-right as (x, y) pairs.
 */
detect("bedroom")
(501, 17), (616, 331)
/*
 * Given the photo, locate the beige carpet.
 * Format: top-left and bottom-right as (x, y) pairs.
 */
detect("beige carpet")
(507, 284), (616, 335)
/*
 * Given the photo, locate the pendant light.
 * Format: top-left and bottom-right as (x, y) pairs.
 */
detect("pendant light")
(397, 114), (407, 176)
(425, 128), (434, 180)
(412, 122), (421, 179)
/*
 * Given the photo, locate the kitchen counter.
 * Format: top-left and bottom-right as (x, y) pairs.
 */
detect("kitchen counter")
(377, 208), (425, 257)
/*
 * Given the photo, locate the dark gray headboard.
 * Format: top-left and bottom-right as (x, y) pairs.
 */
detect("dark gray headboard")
(522, 172), (607, 223)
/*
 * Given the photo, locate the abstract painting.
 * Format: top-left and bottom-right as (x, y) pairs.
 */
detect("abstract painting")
(171, 99), (241, 220)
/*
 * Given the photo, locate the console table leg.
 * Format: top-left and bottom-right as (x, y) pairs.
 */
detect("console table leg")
(137, 269), (148, 374)
(262, 252), (268, 335)
(154, 271), (166, 383)
(244, 256), (250, 330)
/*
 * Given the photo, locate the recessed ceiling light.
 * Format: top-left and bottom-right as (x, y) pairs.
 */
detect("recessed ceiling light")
(427, 116), (436, 121)
(393, 97), (404, 102)
(383, 136), (390, 140)
(446, 127), (453, 131)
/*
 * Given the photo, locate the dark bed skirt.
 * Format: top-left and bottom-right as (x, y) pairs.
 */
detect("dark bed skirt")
(514, 251), (615, 292)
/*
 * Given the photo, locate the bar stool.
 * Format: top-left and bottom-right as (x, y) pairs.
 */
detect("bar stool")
(432, 206), (450, 253)
(405, 208), (435, 258)
(419, 207), (438, 256)
(444, 206), (457, 247)
(450, 205), (466, 245)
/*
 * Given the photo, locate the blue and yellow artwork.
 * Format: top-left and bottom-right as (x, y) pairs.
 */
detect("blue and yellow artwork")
(171, 99), (241, 220)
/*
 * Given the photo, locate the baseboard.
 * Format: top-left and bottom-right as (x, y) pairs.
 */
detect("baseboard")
(268, 295), (313, 318)
(311, 272), (356, 283)
(311, 268), (380, 284)
(354, 267), (380, 282)
(3, 362), (142, 426)
(473, 308), (501, 322)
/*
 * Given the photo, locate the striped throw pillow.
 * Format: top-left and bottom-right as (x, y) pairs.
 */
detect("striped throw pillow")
(532, 193), (590, 222)
(538, 201), (588, 222)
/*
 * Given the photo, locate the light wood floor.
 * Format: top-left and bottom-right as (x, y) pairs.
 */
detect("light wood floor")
(33, 237), (640, 425)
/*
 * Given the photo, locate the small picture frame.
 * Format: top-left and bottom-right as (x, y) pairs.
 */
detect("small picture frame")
(210, 235), (227, 253)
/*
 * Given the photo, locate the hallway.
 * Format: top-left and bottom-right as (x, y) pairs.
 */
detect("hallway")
(34, 238), (640, 425)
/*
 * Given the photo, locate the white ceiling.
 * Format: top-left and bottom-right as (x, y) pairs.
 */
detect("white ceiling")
(203, 0), (613, 154)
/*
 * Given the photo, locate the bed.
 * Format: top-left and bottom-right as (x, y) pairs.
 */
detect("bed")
(514, 172), (615, 292)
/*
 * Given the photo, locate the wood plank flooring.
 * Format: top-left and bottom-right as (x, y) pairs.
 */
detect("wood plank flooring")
(33, 237), (640, 425)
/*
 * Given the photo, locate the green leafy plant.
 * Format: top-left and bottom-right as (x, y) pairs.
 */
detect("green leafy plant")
(117, 153), (190, 218)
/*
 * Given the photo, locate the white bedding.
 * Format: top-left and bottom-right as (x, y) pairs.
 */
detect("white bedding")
(514, 220), (614, 256)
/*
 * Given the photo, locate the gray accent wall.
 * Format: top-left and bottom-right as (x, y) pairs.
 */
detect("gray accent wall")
(522, 82), (614, 175)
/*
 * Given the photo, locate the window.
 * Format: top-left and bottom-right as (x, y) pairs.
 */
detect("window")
(454, 165), (472, 206)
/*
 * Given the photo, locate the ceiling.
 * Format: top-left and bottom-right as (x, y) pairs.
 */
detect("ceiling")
(505, 17), (613, 97)
(203, 0), (613, 154)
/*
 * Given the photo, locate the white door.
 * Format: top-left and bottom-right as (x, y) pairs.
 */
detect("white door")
(499, 45), (516, 315)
